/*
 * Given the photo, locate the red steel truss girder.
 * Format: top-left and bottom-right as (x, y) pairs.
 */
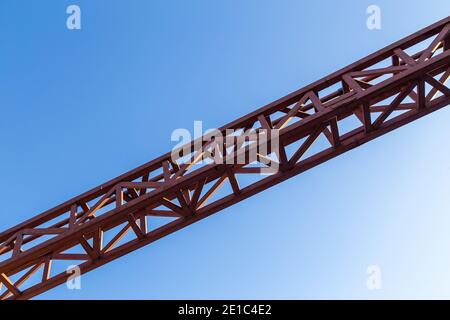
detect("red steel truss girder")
(1, 16), (450, 300)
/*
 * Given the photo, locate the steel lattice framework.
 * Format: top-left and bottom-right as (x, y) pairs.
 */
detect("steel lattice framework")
(1, 17), (450, 300)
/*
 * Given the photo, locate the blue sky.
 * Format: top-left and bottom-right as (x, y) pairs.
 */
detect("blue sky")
(1, 0), (450, 299)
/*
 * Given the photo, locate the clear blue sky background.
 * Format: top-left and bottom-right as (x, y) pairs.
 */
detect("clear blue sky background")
(1, 0), (450, 299)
